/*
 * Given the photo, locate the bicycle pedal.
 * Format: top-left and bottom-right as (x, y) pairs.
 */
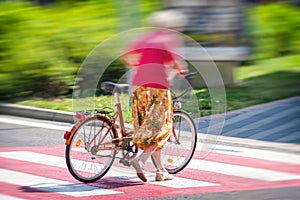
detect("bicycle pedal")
(119, 159), (131, 167)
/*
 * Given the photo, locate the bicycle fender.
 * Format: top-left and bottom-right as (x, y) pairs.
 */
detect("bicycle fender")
(64, 115), (118, 145)
(64, 121), (81, 145)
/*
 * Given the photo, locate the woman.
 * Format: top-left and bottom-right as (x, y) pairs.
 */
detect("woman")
(121, 10), (188, 182)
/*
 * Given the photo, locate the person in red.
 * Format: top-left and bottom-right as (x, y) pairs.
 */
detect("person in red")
(121, 10), (188, 182)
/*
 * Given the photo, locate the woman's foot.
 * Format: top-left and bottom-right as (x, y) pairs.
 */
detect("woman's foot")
(131, 158), (147, 182)
(155, 171), (174, 181)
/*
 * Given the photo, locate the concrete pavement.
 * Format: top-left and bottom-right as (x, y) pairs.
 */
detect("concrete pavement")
(0, 103), (74, 123)
(197, 96), (300, 145)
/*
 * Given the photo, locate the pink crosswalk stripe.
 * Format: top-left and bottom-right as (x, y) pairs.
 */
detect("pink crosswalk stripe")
(1, 144), (300, 200)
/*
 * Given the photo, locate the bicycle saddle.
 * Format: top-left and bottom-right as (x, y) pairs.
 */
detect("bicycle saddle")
(101, 81), (129, 93)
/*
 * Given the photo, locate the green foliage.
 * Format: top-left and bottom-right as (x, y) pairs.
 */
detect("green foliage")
(194, 55), (300, 114)
(246, 3), (300, 59)
(18, 54), (300, 121)
(0, 0), (160, 100)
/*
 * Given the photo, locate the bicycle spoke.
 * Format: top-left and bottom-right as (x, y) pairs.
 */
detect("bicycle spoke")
(66, 116), (117, 182)
(161, 110), (197, 174)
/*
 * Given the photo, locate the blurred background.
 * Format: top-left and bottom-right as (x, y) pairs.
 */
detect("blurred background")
(0, 0), (299, 114)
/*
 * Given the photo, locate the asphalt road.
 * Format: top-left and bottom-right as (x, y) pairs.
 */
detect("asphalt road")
(0, 115), (70, 147)
(0, 115), (300, 200)
(144, 187), (300, 200)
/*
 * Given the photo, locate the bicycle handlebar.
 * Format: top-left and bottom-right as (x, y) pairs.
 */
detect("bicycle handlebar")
(171, 71), (197, 101)
(183, 72), (197, 81)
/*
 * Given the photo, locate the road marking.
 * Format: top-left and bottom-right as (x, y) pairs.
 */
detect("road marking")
(0, 194), (26, 200)
(207, 144), (300, 165)
(1, 145), (300, 200)
(0, 168), (121, 197)
(148, 176), (218, 188)
(186, 158), (300, 181)
(0, 151), (218, 189)
(0, 117), (72, 131)
(2, 150), (300, 185)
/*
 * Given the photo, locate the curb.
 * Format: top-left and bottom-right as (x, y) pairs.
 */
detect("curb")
(0, 103), (74, 123)
(1, 96), (299, 152)
(2, 96), (299, 124)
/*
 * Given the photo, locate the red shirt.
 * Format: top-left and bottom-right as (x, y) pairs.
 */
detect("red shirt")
(126, 31), (176, 89)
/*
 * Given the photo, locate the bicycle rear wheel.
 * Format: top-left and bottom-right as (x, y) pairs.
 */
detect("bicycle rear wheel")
(65, 116), (117, 183)
(162, 110), (197, 174)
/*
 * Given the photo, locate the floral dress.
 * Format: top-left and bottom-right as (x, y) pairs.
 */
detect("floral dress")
(131, 86), (173, 150)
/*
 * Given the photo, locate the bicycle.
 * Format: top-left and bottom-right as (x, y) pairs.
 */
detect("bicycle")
(64, 73), (197, 183)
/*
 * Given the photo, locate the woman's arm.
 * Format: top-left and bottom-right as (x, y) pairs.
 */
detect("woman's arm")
(120, 52), (141, 67)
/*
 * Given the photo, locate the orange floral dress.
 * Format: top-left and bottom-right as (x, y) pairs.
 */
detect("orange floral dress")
(131, 86), (173, 150)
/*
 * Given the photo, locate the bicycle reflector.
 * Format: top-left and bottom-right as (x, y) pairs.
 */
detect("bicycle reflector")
(75, 111), (86, 120)
(64, 131), (71, 140)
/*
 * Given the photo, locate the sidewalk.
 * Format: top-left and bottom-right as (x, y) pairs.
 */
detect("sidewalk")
(196, 96), (300, 153)
(197, 96), (300, 142)
(1, 96), (299, 152)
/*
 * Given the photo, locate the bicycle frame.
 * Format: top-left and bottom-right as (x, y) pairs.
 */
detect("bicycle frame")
(64, 91), (184, 148)
(65, 75), (197, 182)
(113, 92), (133, 136)
(65, 72), (196, 146)
(64, 92), (132, 149)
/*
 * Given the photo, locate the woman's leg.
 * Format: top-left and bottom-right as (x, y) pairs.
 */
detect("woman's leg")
(131, 144), (157, 182)
(139, 145), (157, 164)
(151, 150), (164, 171)
(152, 150), (174, 181)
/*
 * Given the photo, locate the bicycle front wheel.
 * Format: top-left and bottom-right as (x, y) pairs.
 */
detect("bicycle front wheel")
(162, 110), (197, 174)
(65, 116), (117, 183)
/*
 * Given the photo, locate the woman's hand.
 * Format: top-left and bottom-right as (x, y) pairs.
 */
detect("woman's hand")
(120, 53), (141, 67)
(172, 60), (188, 79)
(178, 69), (188, 75)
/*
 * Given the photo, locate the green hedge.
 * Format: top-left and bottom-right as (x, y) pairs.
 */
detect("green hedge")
(1, 1), (299, 100)
(0, 0), (160, 100)
(246, 3), (300, 59)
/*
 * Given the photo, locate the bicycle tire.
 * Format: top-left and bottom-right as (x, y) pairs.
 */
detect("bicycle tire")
(162, 110), (197, 174)
(65, 116), (117, 183)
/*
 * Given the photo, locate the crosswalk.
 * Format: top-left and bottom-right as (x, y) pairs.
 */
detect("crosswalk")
(1, 143), (300, 200)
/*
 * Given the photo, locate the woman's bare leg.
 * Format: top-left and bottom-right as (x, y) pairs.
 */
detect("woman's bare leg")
(152, 149), (174, 181)
(151, 150), (165, 171)
(138, 144), (157, 164)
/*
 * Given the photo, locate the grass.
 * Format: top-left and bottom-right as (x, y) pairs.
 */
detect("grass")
(228, 55), (300, 110)
(18, 98), (73, 112)
(17, 55), (300, 121)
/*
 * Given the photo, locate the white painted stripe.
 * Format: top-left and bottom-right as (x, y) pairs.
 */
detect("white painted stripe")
(207, 144), (300, 165)
(0, 151), (67, 169)
(0, 194), (26, 200)
(2, 149), (300, 184)
(0, 169), (121, 197)
(185, 158), (300, 181)
(147, 175), (218, 188)
(0, 117), (72, 131)
(0, 151), (218, 188)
